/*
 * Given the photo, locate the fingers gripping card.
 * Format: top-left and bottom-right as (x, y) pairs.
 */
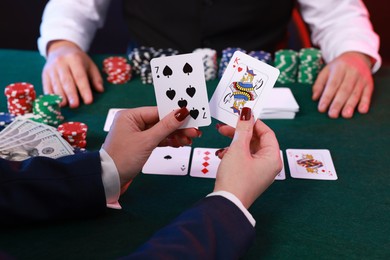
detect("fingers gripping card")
(151, 53), (211, 129)
(210, 51), (280, 127)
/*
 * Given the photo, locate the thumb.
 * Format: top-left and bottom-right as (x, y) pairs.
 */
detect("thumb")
(231, 107), (254, 151)
(146, 107), (190, 144)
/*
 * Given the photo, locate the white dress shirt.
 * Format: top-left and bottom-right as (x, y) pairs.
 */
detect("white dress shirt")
(38, 0), (381, 71)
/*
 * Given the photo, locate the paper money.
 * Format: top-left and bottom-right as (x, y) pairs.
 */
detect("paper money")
(0, 119), (74, 161)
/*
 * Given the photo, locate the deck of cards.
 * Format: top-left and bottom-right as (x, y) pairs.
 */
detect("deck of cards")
(259, 88), (299, 119)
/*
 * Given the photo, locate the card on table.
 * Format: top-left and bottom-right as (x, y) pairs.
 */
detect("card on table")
(275, 150), (286, 180)
(142, 146), (192, 176)
(104, 108), (125, 132)
(190, 147), (221, 178)
(150, 53), (211, 129)
(209, 51), (280, 127)
(286, 149), (337, 180)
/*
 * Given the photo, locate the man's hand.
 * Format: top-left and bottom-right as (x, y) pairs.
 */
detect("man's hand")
(312, 51), (374, 119)
(42, 40), (104, 108)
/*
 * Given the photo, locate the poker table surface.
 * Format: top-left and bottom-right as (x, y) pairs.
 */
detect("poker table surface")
(0, 49), (389, 259)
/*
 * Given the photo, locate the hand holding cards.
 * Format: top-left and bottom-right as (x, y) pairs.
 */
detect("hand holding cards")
(150, 53), (211, 129)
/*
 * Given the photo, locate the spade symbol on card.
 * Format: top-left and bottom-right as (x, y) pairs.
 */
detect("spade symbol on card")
(178, 98), (188, 108)
(190, 108), (199, 119)
(183, 63), (193, 75)
(163, 65), (173, 78)
(164, 155), (172, 160)
(166, 88), (176, 100)
(181, 165), (186, 171)
(186, 85), (196, 98)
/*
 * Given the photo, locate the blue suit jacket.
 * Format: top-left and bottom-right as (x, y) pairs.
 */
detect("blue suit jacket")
(0, 153), (255, 258)
(0, 151), (106, 224)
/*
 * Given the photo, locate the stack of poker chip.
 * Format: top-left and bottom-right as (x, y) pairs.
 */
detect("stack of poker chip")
(32, 94), (64, 126)
(103, 56), (132, 84)
(4, 82), (36, 116)
(128, 46), (157, 84)
(58, 122), (88, 148)
(193, 48), (218, 81)
(248, 50), (273, 65)
(274, 49), (299, 84)
(298, 48), (323, 84)
(0, 112), (15, 131)
(218, 48), (246, 78)
(128, 46), (179, 84)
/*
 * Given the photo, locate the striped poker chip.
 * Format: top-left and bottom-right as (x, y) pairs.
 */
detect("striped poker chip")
(193, 48), (218, 81)
(4, 82), (36, 116)
(58, 122), (88, 136)
(103, 56), (132, 84)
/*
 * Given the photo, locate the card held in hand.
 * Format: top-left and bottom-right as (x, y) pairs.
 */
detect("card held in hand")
(209, 51), (280, 127)
(151, 53), (211, 129)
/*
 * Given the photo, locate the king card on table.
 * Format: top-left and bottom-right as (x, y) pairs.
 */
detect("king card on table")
(210, 51), (280, 127)
(151, 53), (211, 129)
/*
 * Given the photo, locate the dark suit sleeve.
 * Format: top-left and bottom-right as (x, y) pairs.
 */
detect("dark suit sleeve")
(0, 151), (107, 224)
(124, 196), (256, 260)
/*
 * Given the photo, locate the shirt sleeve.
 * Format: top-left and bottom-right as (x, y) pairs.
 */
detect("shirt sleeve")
(298, 0), (381, 72)
(99, 148), (122, 209)
(38, 0), (112, 57)
(207, 191), (256, 227)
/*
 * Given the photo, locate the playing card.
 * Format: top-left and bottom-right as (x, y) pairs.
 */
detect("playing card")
(150, 53), (211, 129)
(210, 51), (280, 127)
(142, 146), (192, 175)
(275, 150), (286, 180)
(190, 147), (221, 178)
(104, 108), (125, 132)
(286, 149), (338, 180)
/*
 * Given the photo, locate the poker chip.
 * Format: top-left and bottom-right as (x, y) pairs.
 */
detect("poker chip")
(4, 82), (36, 116)
(248, 50), (273, 65)
(297, 48), (323, 84)
(33, 94), (64, 126)
(274, 49), (299, 84)
(219, 48), (246, 78)
(57, 121), (88, 148)
(128, 46), (179, 84)
(0, 112), (15, 131)
(193, 48), (218, 81)
(103, 56), (132, 84)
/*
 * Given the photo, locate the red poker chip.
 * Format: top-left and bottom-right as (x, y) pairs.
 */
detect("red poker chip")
(4, 82), (35, 97)
(69, 140), (87, 148)
(103, 56), (128, 67)
(63, 133), (87, 142)
(57, 122), (88, 136)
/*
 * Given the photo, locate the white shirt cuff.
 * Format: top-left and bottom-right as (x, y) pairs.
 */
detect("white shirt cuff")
(99, 148), (122, 209)
(207, 191), (256, 227)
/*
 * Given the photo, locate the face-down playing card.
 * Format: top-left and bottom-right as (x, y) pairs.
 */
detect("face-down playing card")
(286, 149), (338, 180)
(210, 51), (280, 127)
(142, 146), (192, 176)
(150, 53), (211, 129)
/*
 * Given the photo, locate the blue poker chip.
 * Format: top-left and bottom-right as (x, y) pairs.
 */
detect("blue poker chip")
(73, 147), (88, 154)
(0, 112), (15, 130)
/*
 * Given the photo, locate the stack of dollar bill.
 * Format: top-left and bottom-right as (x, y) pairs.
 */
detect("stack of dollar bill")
(0, 118), (74, 161)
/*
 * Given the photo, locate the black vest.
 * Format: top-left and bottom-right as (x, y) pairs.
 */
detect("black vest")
(122, 0), (295, 55)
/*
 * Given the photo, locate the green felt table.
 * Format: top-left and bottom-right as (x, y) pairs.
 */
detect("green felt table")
(0, 49), (389, 259)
